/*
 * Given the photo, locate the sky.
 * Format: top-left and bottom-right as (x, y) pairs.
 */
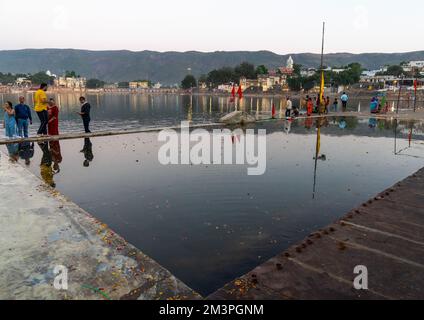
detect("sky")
(1, 0), (423, 54)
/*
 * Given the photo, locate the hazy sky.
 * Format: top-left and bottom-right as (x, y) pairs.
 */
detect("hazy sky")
(1, 0), (423, 54)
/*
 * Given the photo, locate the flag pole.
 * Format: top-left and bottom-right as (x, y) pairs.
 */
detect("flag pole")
(319, 22), (326, 113)
(414, 78), (418, 112)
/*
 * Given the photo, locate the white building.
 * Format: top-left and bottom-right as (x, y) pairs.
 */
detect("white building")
(408, 61), (424, 69)
(286, 56), (294, 69)
(55, 76), (86, 89)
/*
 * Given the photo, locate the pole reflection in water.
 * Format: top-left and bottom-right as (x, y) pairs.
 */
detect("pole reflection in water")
(312, 117), (327, 199)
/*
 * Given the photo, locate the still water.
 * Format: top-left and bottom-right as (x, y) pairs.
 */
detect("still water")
(0, 92), (396, 136)
(3, 116), (424, 295)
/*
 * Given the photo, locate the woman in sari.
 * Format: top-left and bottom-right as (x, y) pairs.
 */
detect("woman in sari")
(47, 98), (59, 136)
(3, 101), (17, 139)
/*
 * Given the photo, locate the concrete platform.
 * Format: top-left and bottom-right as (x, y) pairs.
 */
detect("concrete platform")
(208, 169), (424, 300)
(0, 152), (200, 300)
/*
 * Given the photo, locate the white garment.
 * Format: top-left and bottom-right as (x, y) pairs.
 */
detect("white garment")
(286, 100), (292, 110)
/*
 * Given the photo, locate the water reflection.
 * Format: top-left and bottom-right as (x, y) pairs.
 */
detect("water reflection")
(37, 141), (63, 187)
(6, 143), (19, 162)
(18, 141), (34, 165)
(81, 138), (94, 167)
(2, 117), (424, 295)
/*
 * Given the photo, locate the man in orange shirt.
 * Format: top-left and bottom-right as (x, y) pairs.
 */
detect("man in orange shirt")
(34, 83), (49, 135)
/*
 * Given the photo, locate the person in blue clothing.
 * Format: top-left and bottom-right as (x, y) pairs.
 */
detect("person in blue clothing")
(340, 92), (349, 111)
(14, 96), (32, 138)
(3, 101), (17, 139)
(370, 97), (379, 113)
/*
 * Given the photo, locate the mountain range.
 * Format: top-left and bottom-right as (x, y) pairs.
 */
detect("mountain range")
(1, 49), (424, 84)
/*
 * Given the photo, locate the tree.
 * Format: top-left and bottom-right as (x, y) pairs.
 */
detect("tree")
(86, 78), (105, 89)
(293, 64), (302, 77)
(29, 72), (55, 85)
(181, 75), (197, 89)
(235, 62), (256, 79)
(287, 77), (302, 91)
(385, 65), (404, 77)
(65, 70), (78, 78)
(0, 72), (17, 84)
(198, 74), (208, 84)
(206, 67), (236, 87)
(255, 65), (268, 76)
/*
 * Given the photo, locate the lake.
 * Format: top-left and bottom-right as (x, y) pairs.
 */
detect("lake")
(2, 110), (424, 295)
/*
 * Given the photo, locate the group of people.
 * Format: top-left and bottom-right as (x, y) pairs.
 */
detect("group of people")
(370, 96), (389, 114)
(2, 83), (92, 139)
(301, 93), (347, 116)
(281, 92), (351, 119)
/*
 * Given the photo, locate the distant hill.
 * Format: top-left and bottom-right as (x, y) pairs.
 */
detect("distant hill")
(1, 49), (424, 84)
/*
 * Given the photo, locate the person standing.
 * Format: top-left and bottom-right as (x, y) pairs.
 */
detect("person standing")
(77, 97), (91, 133)
(285, 96), (292, 118)
(307, 97), (313, 116)
(3, 101), (17, 138)
(15, 96), (32, 138)
(340, 92), (349, 111)
(325, 96), (330, 114)
(34, 83), (49, 135)
(332, 98), (338, 112)
(47, 98), (59, 136)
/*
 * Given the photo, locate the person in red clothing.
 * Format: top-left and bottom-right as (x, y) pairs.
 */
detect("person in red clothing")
(47, 98), (59, 136)
(307, 97), (313, 116)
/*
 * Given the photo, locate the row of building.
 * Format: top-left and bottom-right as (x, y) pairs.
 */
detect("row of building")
(211, 56), (295, 93)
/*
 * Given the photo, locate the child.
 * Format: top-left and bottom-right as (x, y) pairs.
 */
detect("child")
(332, 98), (338, 112)
(3, 101), (17, 139)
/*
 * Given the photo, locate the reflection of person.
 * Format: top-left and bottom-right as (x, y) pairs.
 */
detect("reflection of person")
(38, 142), (55, 188)
(81, 138), (94, 167)
(47, 98), (59, 136)
(19, 141), (34, 166)
(77, 97), (91, 133)
(339, 117), (347, 129)
(14, 96), (32, 138)
(50, 141), (62, 173)
(284, 119), (292, 134)
(3, 101), (17, 138)
(34, 83), (49, 136)
(369, 118), (377, 128)
(6, 143), (19, 162)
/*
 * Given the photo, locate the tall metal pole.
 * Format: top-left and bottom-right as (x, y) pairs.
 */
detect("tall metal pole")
(319, 22), (325, 112)
(396, 77), (402, 114)
(320, 22), (325, 72)
(414, 78), (418, 112)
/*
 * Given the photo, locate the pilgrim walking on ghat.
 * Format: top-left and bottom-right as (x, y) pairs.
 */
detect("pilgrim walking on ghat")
(3, 101), (17, 139)
(340, 92), (349, 112)
(77, 96), (91, 133)
(34, 83), (49, 136)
